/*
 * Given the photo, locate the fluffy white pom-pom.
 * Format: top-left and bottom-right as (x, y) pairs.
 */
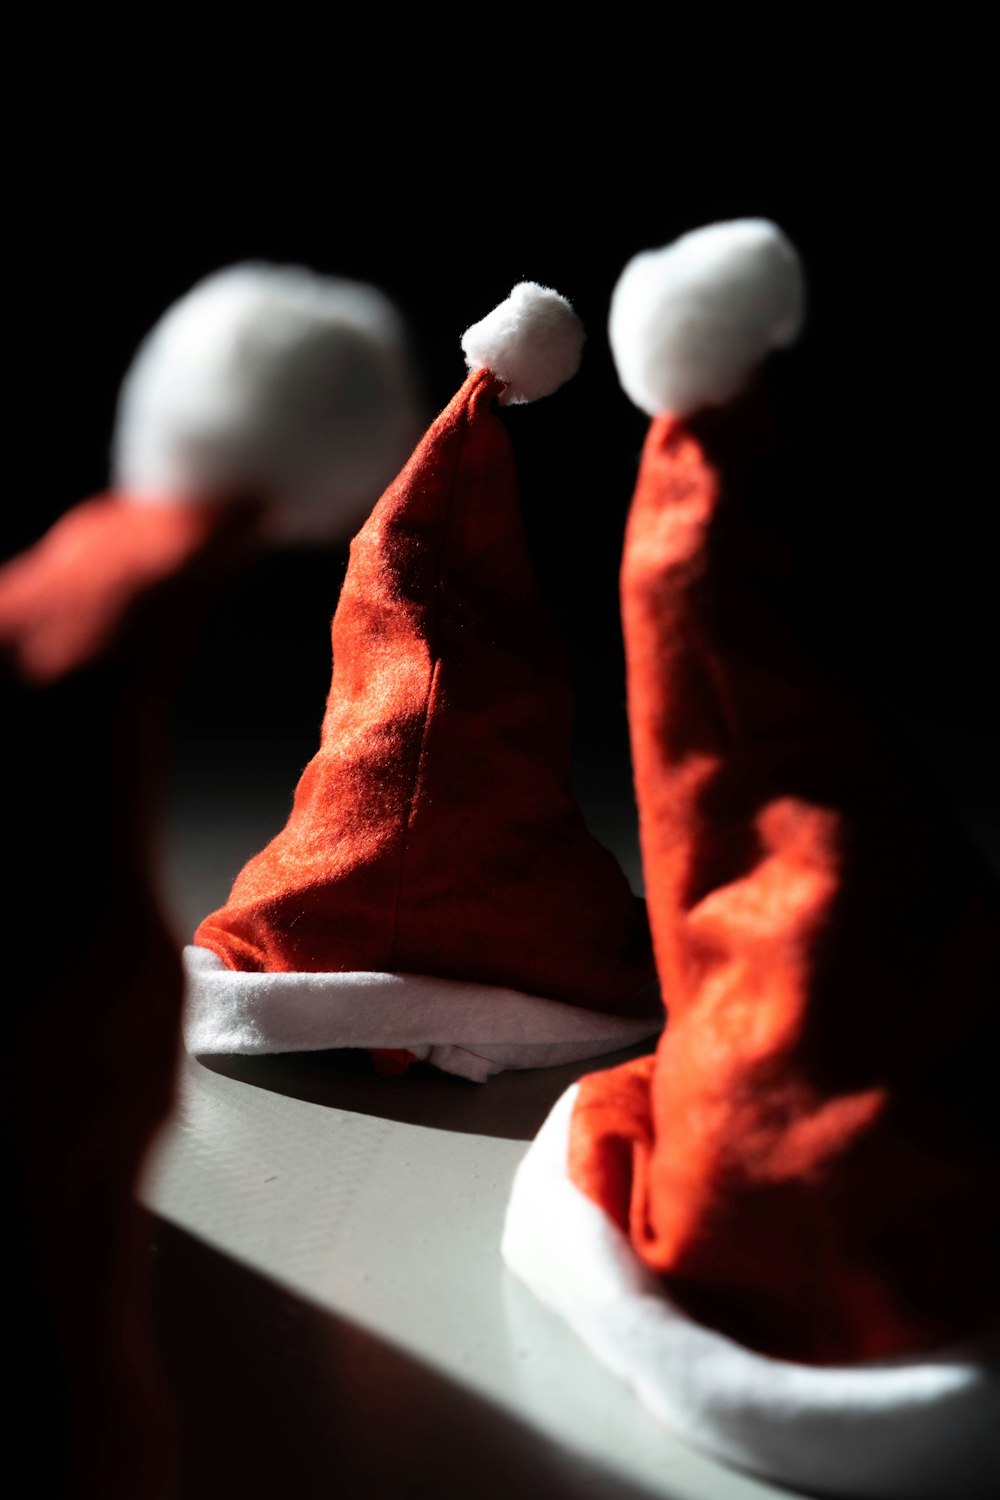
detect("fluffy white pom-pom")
(461, 282), (584, 405)
(114, 264), (421, 541)
(609, 220), (805, 418)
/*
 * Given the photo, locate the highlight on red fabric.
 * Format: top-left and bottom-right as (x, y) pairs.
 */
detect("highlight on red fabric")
(195, 368), (654, 1016)
(568, 402), (1000, 1366)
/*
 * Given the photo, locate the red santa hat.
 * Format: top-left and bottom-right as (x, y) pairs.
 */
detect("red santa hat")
(184, 283), (660, 1080)
(3, 261), (421, 679)
(1, 260), (416, 1497)
(503, 222), (1000, 1499)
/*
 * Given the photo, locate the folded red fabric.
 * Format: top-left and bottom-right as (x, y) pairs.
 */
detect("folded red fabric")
(568, 394), (1000, 1365)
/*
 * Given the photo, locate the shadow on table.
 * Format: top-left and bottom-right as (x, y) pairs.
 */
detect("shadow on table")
(196, 1038), (656, 1142)
(148, 1211), (673, 1500)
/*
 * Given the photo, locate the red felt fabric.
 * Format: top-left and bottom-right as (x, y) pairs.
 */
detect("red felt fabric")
(1, 492), (257, 1497)
(568, 403), (1000, 1365)
(196, 369), (654, 1014)
(0, 492), (255, 683)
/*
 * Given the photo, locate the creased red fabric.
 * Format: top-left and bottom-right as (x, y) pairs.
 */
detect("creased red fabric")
(196, 369), (654, 1015)
(568, 402), (1000, 1365)
(1, 492), (257, 1497)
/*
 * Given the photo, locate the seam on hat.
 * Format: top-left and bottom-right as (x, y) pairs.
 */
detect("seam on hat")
(385, 374), (485, 969)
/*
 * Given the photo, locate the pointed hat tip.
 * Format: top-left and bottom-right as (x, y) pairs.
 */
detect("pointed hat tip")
(609, 219), (805, 419)
(461, 282), (585, 406)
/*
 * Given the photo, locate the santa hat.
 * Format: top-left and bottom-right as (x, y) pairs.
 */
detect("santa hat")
(185, 283), (660, 1081)
(0, 264), (417, 1497)
(503, 223), (1000, 1499)
(2, 261), (421, 681)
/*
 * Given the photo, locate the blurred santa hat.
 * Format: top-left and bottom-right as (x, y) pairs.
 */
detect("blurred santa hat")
(503, 221), (1000, 1499)
(0, 256), (418, 1498)
(113, 261), (421, 542)
(184, 282), (660, 1081)
(2, 261), (421, 682)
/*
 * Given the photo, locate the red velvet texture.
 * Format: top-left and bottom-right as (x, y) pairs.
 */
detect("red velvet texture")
(568, 403), (1000, 1365)
(196, 368), (654, 1013)
(1, 493), (257, 1498)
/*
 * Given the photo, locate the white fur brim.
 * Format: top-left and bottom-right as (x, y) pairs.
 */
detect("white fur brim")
(183, 947), (661, 1083)
(502, 1085), (1000, 1500)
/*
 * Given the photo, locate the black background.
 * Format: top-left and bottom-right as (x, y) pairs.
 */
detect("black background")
(11, 86), (997, 884)
(6, 60), (997, 1500)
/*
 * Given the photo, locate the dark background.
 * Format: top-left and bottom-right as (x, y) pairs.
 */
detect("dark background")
(12, 100), (997, 907)
(6, 68), (996, 1500)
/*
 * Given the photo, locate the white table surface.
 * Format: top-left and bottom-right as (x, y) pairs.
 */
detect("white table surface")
(143, 1045), (800, 1500)
(139, 763), (861, 1499)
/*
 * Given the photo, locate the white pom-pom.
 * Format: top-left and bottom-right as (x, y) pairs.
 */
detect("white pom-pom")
(114, 264), (421, 541)
(609, 220), (805, 418)
(461, 282), (584, 405)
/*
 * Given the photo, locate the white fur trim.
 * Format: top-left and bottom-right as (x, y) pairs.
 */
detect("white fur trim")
(502, 1085), (1000, 1500)
(461, 282), (584, 405)
(114, 264), (421, 541)
(609, 220), (805, 418)
(183, 947), (661, 1084)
